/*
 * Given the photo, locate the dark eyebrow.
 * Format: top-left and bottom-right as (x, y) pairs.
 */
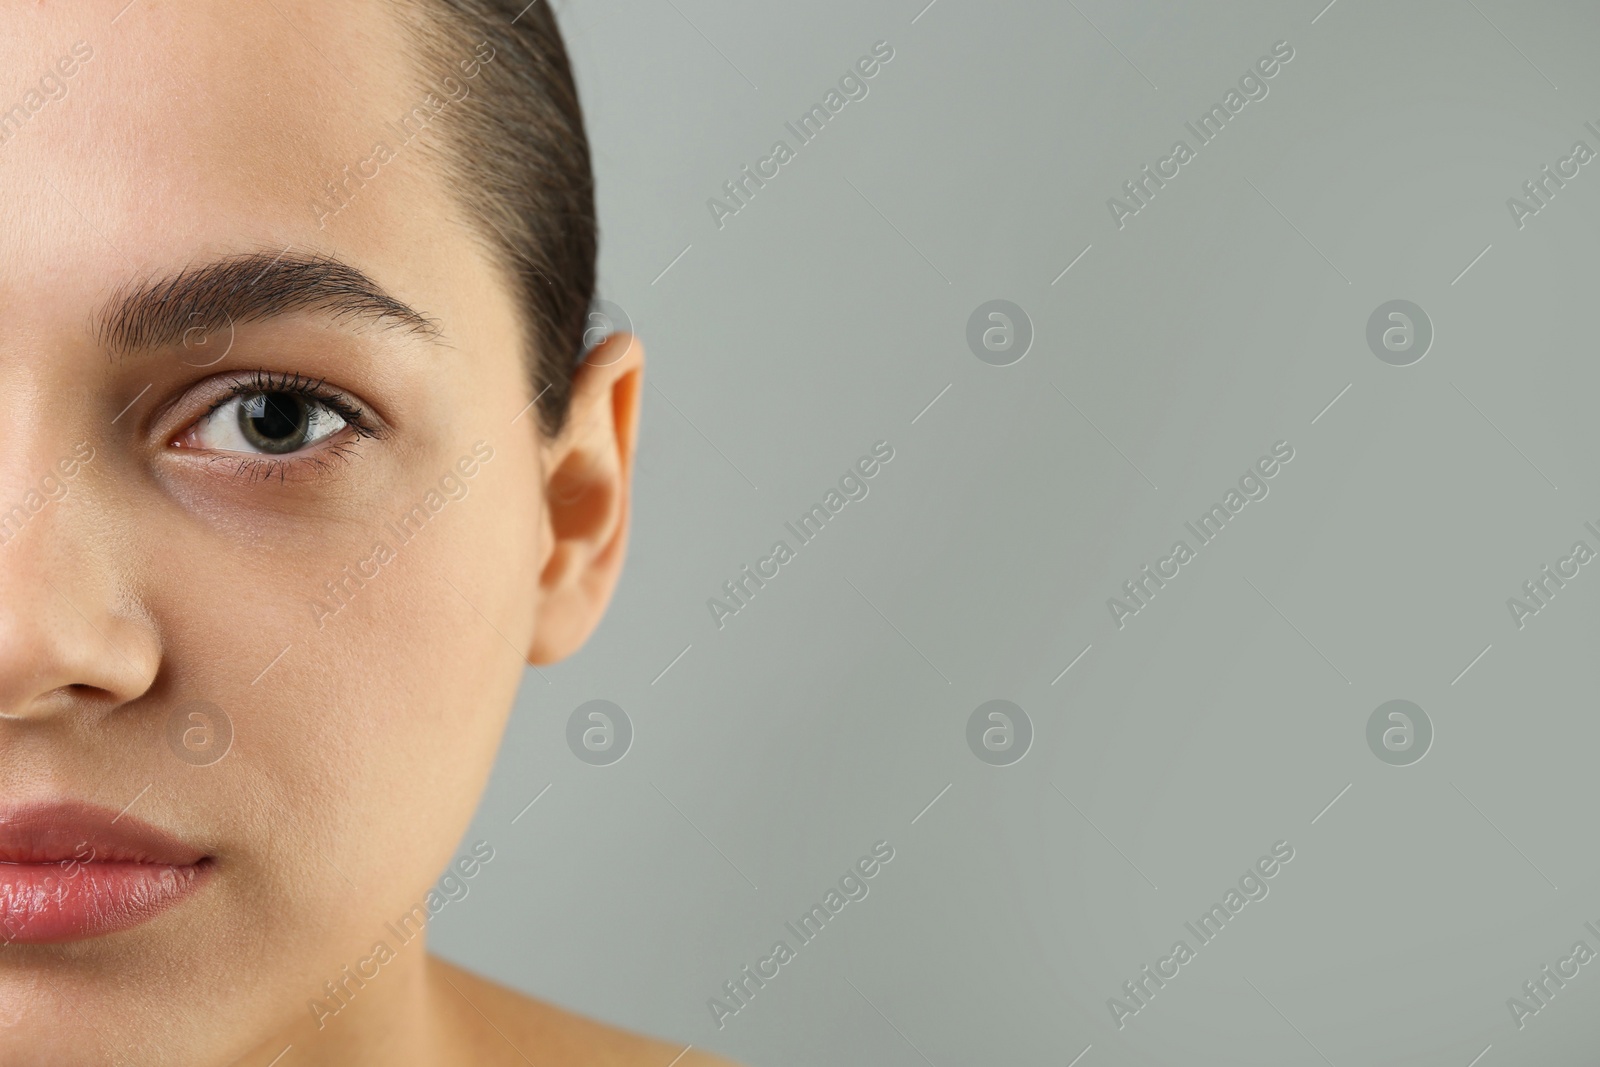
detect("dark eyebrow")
(96, 250), (443, 356)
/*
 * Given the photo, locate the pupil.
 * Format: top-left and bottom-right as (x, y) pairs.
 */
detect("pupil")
(240, 392), (310, 453)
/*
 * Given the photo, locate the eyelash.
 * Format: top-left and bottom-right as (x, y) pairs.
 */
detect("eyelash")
(185, 369), (383, 483)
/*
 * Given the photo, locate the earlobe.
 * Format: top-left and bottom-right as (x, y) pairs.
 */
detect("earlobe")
(525, 332), (643, 665)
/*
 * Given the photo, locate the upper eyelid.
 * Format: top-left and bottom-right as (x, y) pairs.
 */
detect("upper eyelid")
(191, 373), (376, 433)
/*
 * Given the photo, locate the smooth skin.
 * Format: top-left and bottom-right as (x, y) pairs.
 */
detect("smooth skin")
(0, 2), (733, 1064)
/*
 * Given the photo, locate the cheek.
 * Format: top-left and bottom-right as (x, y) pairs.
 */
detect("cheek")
(293, 444), (541, 841)
(144, 434), (543, 953)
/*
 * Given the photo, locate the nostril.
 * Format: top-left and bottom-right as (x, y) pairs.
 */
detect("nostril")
(60, 683), (118, 702)
(0, 575), (162, 718)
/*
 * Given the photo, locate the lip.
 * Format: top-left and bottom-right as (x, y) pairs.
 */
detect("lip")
(0, 802), (212, 944)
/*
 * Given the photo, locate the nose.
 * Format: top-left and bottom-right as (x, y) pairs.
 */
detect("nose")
(0, 466), (160, 721)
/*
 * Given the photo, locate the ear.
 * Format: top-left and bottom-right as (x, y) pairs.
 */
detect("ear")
(526, 332), (644, 665)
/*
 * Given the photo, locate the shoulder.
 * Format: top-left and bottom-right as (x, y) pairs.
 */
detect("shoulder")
(430, 955), (744, 1067)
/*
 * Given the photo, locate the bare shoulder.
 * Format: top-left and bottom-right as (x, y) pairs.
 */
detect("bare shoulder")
(430, 956), (744, 1067)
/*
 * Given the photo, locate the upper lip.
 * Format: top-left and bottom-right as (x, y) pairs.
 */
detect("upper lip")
(0, 801), (208, 866)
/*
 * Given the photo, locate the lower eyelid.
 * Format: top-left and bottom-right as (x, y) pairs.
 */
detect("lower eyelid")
(182, 443), (364, 483)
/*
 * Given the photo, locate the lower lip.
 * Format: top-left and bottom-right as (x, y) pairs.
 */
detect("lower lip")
(0, 860), (211, 943)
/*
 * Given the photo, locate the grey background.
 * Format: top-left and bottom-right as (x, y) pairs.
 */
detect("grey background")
(433, 1), (1600, 1064)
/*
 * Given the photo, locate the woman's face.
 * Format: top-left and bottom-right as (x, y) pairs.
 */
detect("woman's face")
(0, 2), (637, 1062)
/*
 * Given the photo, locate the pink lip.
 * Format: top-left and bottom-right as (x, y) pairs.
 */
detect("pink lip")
(0, 802), (212, 944)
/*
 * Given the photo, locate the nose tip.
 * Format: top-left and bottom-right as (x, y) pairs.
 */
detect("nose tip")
(0, 572), (160, 722)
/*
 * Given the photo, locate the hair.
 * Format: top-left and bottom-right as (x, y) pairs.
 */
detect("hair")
(400, 0), (595, 439)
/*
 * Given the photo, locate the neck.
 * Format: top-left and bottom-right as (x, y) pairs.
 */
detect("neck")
(235, 933), (441, 1066)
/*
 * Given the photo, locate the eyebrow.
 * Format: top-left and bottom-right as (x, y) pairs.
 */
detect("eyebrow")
(95, 250), (443, 355)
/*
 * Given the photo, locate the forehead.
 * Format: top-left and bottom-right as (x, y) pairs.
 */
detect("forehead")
(0, 0), (459, 317)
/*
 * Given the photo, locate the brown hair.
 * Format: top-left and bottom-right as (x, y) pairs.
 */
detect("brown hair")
(401, 0), (595, 438)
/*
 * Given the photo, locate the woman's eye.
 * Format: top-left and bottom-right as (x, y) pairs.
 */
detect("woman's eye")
(187, 391), (349, 455)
